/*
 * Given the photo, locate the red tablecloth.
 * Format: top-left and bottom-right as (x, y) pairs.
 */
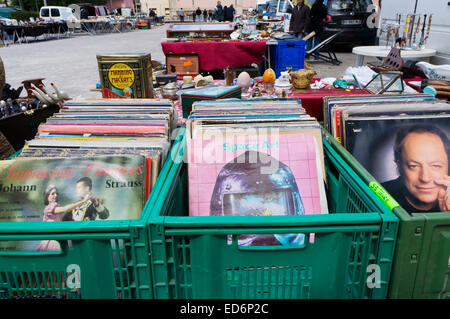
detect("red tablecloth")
(161, 41), (267, 71)
(288, 87), (373, 121)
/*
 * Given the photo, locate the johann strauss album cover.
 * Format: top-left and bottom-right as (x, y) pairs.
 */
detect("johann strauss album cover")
(0, 155), (147, 251)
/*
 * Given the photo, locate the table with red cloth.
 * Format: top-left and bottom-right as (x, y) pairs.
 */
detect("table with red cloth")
(288, 86), (372, 121)
(161, 41), (267, 71)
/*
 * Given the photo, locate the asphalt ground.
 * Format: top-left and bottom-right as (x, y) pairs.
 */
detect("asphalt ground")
(0, 24), (358, 99)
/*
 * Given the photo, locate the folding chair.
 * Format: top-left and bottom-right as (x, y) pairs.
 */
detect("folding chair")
(304, 30), (343, 65)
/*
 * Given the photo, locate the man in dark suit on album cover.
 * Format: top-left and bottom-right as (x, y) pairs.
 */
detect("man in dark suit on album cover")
(63, 177), (110, 221)
(382, 125), (450, 213)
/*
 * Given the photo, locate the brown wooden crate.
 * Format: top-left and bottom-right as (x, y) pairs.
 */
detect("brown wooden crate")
(166, 53), (200, 76)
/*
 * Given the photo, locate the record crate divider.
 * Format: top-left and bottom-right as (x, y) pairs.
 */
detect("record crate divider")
(323, 130), (450, 299)
(0, 127), (186, 299)
(146, 130), (399, 299)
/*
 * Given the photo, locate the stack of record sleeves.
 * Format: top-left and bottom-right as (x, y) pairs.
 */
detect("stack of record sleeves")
(0, 99), (176, 252)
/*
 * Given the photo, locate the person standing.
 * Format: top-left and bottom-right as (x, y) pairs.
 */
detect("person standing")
(203, 9), (208, 22)
(179, 8), (185, 22)
(213, 1), (224, 22)
(196, 7), (202, 22)
(226, 4), (235, 22)
(289, 0), (310, 39)
(149, 9), (157, 24)
(307, 0), (327, 59)
(223, 5), (228, 22)
(208, 10), (213, 22)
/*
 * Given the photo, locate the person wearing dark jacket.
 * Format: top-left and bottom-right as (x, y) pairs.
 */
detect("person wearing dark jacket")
(208, 10), (213, 22)
(289, 0), (310, 38)
(226, 5), (235, 22)
(203, 9), (208, 22)
(306, 0), (327, 59)
(196, 7), (202, 22)
(223, 6), (228, 21)
(213, 1), (225, 22)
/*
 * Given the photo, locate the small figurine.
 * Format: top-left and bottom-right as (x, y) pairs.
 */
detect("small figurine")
(252, 87), (262, 97)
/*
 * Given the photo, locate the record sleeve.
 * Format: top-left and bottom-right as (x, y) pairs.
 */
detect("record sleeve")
(37, 124), (168, 137)
(0, 155), (148, 251)
(188, 131), (327, 217)
(343, 114), (450, 213)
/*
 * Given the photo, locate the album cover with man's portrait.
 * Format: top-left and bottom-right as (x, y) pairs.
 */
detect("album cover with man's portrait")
(344, 115), (450, 213)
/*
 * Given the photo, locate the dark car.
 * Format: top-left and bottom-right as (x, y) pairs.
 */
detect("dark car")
(75, 3), (109, 17)
(322, 0), (377, 45)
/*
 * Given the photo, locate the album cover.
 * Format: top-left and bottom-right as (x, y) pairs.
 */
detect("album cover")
(0, 155), (147, 251)
(188, 131), (327, 216)
(37, 124), (168, 137)
(17, 147), (162, 193)
(187, 130), (328, 246)
(344, 114), (450, 213)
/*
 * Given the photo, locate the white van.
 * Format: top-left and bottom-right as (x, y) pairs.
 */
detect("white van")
(39, 6), (77, 22)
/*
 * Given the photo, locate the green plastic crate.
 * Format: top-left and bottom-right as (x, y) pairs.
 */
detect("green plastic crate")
(323, 131), (450, 299)
(0, 127), (186, 299)
(146, 132), (399, 299)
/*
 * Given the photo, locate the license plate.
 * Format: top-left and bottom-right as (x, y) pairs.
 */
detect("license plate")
(342, 19), (361, 25)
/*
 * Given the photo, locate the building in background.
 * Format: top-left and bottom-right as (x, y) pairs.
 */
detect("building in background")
(139, 0), (172, 15)
(106, 0), (135, 13)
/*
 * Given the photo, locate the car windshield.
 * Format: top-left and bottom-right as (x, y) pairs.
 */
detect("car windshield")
(328, 0), (370, 12)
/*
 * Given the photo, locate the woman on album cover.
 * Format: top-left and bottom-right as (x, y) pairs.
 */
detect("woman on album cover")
(36, 185), (90, 251)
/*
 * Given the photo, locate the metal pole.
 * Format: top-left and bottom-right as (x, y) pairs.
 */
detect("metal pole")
(413, 0), (418, 14)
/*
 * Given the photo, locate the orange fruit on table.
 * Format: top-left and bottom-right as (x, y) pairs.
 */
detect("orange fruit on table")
(263, 68), (276, 83)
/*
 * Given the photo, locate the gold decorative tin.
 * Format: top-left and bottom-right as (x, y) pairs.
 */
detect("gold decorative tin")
(97, 53), (154, 98)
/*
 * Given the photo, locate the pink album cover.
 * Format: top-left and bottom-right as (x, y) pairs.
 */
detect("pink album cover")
(38, 124), (167, 136)
(187, 131), (327, 218)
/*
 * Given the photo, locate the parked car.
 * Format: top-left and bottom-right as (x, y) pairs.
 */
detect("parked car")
(322, 0), (377, 45)
(94, 5), (110, 16)
(39, 6), (77, 22)
(69, 3), (110, 19)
